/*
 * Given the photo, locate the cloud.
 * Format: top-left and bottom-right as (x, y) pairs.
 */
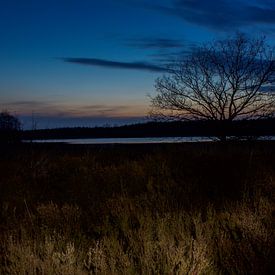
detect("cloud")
(64, 104), (131, 117)
(123, 36), (198, 64)
(2, 100), (146, 118)
(246, 5), (275, 24)
(143, 0), (275, 31)
(3, 100), (65, 117)
(125, 38), (184, 49)
(146, 51), (188, 65)
(61, 57), (167, 72)
(6, 100), (55, 107)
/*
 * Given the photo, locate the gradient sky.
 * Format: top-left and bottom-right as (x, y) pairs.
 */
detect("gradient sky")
(1, 0), (275, 129)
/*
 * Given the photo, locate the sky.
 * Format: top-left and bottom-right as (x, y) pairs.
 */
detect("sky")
(0, 0), (275, 129)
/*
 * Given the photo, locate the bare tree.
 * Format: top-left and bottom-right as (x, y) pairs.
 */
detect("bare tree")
(150, 33), (275, 140)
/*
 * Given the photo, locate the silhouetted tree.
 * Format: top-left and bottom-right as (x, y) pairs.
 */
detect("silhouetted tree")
(151, 33), (275, 140)
(0, 111), (21, 143)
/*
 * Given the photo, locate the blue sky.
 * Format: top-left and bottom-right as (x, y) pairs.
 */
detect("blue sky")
(0, 0), (275, 128)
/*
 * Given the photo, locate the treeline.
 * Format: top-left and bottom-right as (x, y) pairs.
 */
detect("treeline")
(21, 118), (275, 140)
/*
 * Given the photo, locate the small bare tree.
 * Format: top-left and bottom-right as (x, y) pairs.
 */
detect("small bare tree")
(151, 33), (275, 140)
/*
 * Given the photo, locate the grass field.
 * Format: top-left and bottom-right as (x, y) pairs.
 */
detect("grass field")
(0, 142), (274, 274)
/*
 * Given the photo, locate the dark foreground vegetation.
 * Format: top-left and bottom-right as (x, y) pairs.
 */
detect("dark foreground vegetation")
(0, 142), (274, 274)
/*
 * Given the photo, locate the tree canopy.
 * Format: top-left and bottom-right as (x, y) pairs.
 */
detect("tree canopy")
(0, 111), (21, 143)
(151, 34), (275, 124)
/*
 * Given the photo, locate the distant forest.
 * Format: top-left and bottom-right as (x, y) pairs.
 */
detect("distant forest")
(21, 119), (275, 140)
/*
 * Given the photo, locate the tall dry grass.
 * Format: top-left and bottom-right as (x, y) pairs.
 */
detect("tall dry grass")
(0, 142), (274, 274)
(1, 185), (273, 274)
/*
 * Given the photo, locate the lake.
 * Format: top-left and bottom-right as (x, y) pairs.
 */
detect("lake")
(25, 137), (212, 144)
(24, 136), (275, 144)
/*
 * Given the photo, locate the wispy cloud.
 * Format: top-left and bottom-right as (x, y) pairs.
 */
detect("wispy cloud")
(148, 50), (191, 63)
(60, 57), (167, 72)
(6, 100), (55, 108)
(2, 100), (147, 118)
(64, 104), (132, 117)
(125, 37), (184, 49)
(141, 0), (275, 31)
(123, 36), (197, 64)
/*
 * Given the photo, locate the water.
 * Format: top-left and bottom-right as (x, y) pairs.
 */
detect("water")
(24, 136), (214, 144)
(23, 136), (275, 144)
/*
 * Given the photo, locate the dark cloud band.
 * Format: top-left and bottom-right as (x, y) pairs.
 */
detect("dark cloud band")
(142, 0), (275, 31)
(61, 57), (167, 72)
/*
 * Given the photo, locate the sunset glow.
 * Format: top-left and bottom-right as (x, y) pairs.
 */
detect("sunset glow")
(1, 0), (274, 128)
